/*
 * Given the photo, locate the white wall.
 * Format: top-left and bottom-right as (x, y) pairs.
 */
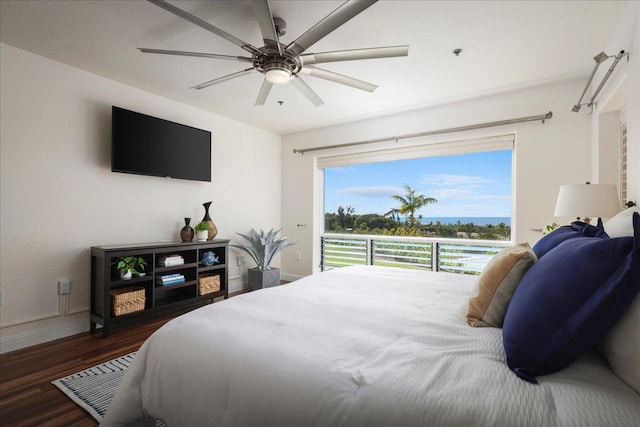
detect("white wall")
(281, 79), (593, 277)
(0, 44), (282, 352)
(592, 1), (640, 201)
(280, 5), (640, 280)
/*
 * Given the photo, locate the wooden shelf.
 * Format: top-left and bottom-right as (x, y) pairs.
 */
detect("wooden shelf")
(91, 239), (229, 337)
(111, 276), (153, 287)
(156, 263), (198, 273)
(198, 264), (225, 273)
(155, 280), (197, 291)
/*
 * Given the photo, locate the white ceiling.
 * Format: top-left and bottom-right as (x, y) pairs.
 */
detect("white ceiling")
(0, 0), (627, 134)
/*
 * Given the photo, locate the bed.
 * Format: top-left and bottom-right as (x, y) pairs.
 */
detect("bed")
(102, 265), (640, 426)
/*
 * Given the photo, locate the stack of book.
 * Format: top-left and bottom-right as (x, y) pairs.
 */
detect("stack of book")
(157, 273), (185, 286)
(159, 254), (184, 267)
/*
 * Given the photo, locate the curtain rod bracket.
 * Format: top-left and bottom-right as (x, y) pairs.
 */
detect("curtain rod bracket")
(572, 50), (628, 113)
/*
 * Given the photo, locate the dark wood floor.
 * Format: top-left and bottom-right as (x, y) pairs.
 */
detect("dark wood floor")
(0, 293), (246, 427)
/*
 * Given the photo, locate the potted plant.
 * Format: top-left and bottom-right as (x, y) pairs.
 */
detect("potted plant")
(195, 222), (209, 241)
(231, 228), (297, 291)
(114, 256), (148, 280)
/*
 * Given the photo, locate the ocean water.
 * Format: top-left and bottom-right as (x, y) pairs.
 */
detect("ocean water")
(420, 217), (511, 226)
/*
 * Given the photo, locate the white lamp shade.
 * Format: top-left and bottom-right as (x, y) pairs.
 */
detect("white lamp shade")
(554, 184), (620, 219)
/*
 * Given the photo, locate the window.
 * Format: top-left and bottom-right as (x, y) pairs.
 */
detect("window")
(323, 146), (512, 241)
(318, 135), (514, 273)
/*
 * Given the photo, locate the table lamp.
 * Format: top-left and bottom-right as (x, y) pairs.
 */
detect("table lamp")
(554, 182), (619, 224)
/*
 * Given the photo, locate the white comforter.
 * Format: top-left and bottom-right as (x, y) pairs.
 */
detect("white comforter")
(102, 266), (640, 426)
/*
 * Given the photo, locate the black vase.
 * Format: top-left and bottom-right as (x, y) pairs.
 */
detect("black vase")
(201, 201), (218, 240)
(180, 217), (195, 242)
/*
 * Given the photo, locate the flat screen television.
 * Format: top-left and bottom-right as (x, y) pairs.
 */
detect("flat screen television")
(112, 106), (211, 182)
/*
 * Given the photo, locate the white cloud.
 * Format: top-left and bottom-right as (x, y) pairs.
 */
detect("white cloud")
(431, 188), (474, 200)
(431, 189), (509, 201)
(421, 174), (508, 202)
(420, 174), (495, 188)
(338, 185), (405, 198)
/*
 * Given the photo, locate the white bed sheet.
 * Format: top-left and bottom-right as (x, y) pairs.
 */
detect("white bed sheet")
(102, 265), (640, 426)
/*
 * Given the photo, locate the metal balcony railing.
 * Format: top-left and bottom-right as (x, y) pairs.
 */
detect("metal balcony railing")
(321, 234), (511, 275)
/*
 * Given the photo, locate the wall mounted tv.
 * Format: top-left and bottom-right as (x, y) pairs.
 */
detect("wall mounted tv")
(112, 106), (211, 182)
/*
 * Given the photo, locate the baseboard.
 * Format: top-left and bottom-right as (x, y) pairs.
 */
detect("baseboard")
(0, 313), (89, 354)
(1, 275), (302, 354)
(281, 272), (304, 282)
(229, 278), (247, 294)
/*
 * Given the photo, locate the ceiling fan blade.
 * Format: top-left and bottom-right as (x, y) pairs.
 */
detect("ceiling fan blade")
(252, 0), (281, 53)
(291, 77), (324, 107)
(138, 48), (253, 62)
(255, 80), (274, 106)
(299, 66), (377, 92)
(147, 0), (260, 55)
(190, 68), (255, 90)
(300, 45), (409, 65)
(286, 0), (377, 57)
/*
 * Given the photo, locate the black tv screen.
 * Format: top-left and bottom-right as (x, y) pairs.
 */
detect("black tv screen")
(112, 106), (211, 182)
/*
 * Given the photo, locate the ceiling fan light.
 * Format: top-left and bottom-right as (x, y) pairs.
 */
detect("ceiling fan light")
(265, 68), (291, 84)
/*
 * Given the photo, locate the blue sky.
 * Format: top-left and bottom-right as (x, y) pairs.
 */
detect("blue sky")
(324, 150), (512, 218)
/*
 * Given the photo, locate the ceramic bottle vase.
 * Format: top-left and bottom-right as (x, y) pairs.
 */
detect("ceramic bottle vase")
(201, 201), (218, 240)
(180, 217), (195, 242)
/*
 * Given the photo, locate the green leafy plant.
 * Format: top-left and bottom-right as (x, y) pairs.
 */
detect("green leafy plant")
(114, 256), (148, 274)
(195, 222), (209, 232)
(231, 228), (297, 271)
(543, 223), (560, 235)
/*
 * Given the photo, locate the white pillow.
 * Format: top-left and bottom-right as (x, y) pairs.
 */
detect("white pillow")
(604, 206), (640, 238)
(599, 294), (640, 394)
(600, 206), (640, 393)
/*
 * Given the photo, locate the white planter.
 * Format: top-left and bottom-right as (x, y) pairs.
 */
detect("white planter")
(196, 230), (208, 241)
(120, 270), (132, 280)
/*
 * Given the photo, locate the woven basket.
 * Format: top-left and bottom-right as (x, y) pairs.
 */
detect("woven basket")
(198, 275), (220, 296)
(111, 286), (145, 316)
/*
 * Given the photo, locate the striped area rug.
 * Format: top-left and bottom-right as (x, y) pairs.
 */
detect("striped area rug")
(52, 352), (136, 422)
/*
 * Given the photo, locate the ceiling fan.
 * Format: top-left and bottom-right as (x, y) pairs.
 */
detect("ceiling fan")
(139, 0), (409, 106)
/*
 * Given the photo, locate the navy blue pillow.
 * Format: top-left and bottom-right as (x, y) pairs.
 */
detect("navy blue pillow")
(532, 219), (607, 258)
(503, 212), (640, 383)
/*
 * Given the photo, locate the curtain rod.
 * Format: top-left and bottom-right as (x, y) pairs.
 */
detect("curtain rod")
(293, 111), (553, 154)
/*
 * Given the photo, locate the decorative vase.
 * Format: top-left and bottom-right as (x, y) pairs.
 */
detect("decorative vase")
(201, 201), (218, 240)
(180, 217), (195, 242)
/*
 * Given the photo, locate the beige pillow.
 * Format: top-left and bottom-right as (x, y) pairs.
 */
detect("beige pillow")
(467, 243), (537, 328)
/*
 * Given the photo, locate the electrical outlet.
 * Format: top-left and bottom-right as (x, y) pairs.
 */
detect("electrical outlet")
(237, 256), (245, 266)
(295, 251), (302, 260)
(58, 279), (71, 295)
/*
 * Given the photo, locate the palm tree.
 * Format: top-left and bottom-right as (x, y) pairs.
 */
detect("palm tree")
(388, 184), (437, 226)
(383, 207), (401, 223)
(337, 205), (355, 229)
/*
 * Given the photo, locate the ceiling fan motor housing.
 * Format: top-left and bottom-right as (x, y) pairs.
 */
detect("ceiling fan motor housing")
(254, 43), (300, 83)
